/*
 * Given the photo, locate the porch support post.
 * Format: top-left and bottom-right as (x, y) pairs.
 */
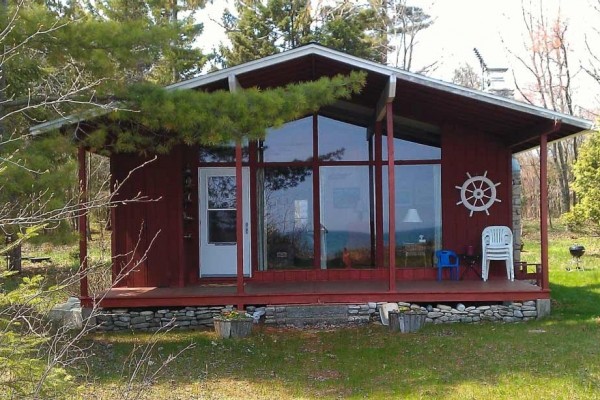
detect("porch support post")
(78, 146), (89, 300)
(539, 132), (549, 290)
(386, 102), (396, 291)
(235, 140), (245, 296)
(374, 122), (384, 267)
(539, 120), (560, 291)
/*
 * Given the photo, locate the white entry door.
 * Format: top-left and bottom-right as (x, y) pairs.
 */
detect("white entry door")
(199, 167), (251, 277)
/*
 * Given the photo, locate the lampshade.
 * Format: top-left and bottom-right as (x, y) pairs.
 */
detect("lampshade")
(403, 208), (422, 223)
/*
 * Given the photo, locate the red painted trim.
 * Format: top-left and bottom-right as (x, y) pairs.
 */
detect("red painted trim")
(95, 284), (550, 309)
(235, 142), (245, 294)
(176, 148), (185, 288)
(386, 102), (396, 291)
(368, 131), (376, 265)
(394, 160), (441, 165)
(249, 141), (259, 273)
(540, 132), (549, 291)
(312, 114), (321, 269)
(256, 161), (312, 167)
(78, 147), (89, 299)
(199, 162), (250, 167)
(374, 122), (384, 267)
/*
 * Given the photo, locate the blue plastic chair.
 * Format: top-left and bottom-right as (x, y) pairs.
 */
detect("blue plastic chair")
(435, 250), (460, 281)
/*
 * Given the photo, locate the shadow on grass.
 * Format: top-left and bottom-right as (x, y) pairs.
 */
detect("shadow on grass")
(83, 317), (600, 399)
(550, 278), (600, 320)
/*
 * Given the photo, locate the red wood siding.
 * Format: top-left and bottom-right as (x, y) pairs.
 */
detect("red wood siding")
(110, 126), (515, 289)
(111, 147), (185, 288)
(182, 146), (200, 285)
(441, 124), (512, 276)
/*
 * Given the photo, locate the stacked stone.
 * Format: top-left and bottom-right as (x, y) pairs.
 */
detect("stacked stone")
(424, 301), (537, 324)
(264, 306), (286, 325)
(347, 302), (377, 323)
(95, 306), (230, 332)
(95, 300), (542, 332)
(264, 303), (379, 326)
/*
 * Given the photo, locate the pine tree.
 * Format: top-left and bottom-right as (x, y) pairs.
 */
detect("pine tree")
(0, 0), (208, 250)
(215, 0), (387, 67)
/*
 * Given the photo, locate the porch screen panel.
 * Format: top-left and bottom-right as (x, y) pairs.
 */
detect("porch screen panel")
(319, 166), (374, 269)
(262, 167), (314, 270)
(383, 165), (442, 268)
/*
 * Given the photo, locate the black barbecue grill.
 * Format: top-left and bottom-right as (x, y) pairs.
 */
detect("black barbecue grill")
(567, 244), (585, 271)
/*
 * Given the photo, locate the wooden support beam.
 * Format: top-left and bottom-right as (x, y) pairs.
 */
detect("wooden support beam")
(386, 102), (396, 291)
(228, 74), (242, 92)
(78, 146), (89, 299)
(312, 114), (322, 269)
(374, 122), (384, 268)
(376, 75), (397, 122)
(235, 141), (245, 295)
(539, 133), (549, 291)
(509, 120), (562, 150)
(537, 120), (560, 291)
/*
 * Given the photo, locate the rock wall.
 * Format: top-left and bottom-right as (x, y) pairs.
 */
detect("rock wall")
(95, 306), (230, 332)
(94, 300), (542, 332)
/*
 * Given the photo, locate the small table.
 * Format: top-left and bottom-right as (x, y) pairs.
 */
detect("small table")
(460, 254), (482, 280)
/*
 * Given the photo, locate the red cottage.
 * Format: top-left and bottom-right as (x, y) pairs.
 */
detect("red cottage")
(33, 44), (593, 315)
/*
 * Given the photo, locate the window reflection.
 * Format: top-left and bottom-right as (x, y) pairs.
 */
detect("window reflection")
(261, 167), (314, 269)
(383, 165), (442, 267)
(320, 167), (374, 269)
(382, 136), (440, 160)
(199, 141), (249, 163)
(262, 117), (313, 162)
(207, 176), (237, 244)
(319, 116), (369, 161)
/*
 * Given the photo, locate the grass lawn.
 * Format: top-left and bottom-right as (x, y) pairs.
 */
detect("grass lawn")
(5, 222), (600, 399)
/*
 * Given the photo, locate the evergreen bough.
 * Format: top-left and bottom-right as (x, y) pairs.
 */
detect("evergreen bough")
(84, 71), (367, 154)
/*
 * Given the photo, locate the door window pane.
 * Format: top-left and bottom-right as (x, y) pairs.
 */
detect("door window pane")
(207, 175), (237, 244)
(208, 210), (237, 243)
(262, 166), (314, 269)
(320, 166), (374, 269)
(208, 176), (236, 209)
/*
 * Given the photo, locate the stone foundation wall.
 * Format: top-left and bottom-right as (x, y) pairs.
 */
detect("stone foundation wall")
(95, 306), (231, 332)
(94, 300), (543, 332)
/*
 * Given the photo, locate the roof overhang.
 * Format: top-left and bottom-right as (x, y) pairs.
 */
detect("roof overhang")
(31, 43), (594, 153)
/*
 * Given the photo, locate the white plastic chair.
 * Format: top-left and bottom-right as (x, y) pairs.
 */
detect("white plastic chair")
(481, 226), (514, 281)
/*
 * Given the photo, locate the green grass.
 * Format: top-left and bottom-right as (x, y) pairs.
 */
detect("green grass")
(6, 222), (600, 399)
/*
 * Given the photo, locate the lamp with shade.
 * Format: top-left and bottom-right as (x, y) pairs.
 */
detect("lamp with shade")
(403, 208), (426, 243)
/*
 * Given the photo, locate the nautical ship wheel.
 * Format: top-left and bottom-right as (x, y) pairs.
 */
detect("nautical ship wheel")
(455, 171), (501, 217)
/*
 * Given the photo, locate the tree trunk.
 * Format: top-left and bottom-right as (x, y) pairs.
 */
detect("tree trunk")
(6, 235), (22, 273)
(551, 142), (571, 213)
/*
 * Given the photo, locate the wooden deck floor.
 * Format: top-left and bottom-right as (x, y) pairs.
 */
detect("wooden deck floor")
(93, 279), (548, 308)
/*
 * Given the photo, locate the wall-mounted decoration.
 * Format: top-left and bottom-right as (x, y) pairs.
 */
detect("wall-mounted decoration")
(455, 171), (501, 217)
(182, 166), (195, 240)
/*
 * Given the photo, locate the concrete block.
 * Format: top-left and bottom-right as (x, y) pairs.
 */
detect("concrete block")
(536, 299), (551, 319)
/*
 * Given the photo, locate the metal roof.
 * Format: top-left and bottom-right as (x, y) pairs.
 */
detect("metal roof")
(31, 43), (594, 152)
